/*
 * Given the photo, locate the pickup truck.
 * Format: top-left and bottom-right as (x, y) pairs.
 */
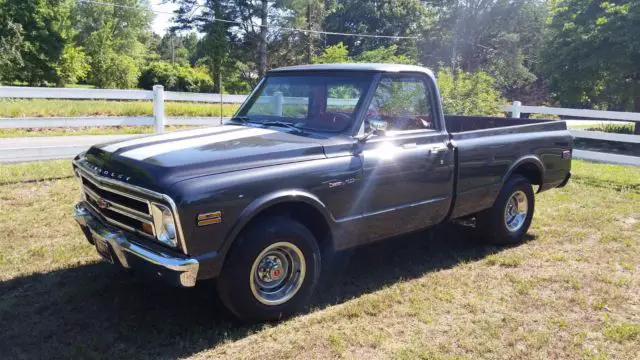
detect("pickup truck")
(73, 64), (572, 321)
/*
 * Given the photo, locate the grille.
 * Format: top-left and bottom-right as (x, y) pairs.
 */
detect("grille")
(80, 175), (156, 239)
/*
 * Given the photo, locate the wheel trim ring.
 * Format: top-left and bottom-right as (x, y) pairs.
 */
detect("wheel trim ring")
(504, 190), (528, 232)
(249, 241), (306, 306)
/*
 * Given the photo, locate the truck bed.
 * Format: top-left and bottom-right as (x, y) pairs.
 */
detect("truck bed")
(444, 115), (563, 134)
(443, 115), (572, 220)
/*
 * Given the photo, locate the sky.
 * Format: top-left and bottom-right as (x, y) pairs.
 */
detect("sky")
(150, 0), (179, 35)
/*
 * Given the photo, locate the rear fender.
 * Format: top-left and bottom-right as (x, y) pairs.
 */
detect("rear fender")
(502, 156), (545, 193)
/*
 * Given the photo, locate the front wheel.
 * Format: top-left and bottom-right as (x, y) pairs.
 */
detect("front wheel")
(217, 217), (321, 322)
(477, 175), (535, 245)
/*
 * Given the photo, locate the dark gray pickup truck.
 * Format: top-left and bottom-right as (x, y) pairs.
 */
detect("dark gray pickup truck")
(73, 64), (572, 321)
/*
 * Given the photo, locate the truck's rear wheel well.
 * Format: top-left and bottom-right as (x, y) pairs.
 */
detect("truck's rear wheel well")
(511, 163), (542, 187)
(247, 202), (332, 249)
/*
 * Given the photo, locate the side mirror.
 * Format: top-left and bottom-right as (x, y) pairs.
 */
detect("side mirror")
(357, 119), (388, 143)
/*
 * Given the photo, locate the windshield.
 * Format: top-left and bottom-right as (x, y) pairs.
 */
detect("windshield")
(235, 73), (374, 133)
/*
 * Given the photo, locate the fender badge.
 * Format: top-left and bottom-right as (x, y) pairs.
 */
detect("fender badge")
(197, 211), (222, 226)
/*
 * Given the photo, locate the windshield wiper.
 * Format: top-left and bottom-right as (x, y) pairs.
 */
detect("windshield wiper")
(231, 117), (305, 133)
(254, 121), (304, 132)
(230, 116), (250, 122)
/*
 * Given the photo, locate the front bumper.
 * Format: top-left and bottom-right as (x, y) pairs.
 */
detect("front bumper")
(74, 202), (199, 287)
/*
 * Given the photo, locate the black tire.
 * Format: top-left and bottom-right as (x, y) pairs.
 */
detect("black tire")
(477, 175), (535, 245)
(216, 216), (321, 322)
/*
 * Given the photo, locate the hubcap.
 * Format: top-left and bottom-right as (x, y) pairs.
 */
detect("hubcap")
(504, 190), (528, 232)
(250, 242), (306, 306)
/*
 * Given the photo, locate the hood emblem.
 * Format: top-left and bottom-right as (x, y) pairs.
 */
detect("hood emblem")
(84, 162), (131, 182)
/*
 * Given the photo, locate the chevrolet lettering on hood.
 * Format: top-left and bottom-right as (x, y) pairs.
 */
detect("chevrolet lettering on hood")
(84, 162), (131, 182)
(71, 63), (572, 323)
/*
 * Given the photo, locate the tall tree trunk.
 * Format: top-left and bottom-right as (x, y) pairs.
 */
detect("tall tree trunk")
(306, 1), (312, 63)
(635, 94), (640, 135)
(258, 0), (268, 78)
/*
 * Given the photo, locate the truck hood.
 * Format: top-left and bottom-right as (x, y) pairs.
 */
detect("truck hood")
(81, 124), (328, 192)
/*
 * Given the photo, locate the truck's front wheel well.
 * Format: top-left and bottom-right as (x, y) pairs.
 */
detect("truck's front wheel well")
(246, 202), (332, 250)
(511, 162), (542, 187)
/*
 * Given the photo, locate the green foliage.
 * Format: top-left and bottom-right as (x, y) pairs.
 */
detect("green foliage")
(76, 0), (151, 89)
(541, 0), (640, 110)
(0, 0), (73, 85)
(0, 10), (24, 83)
(357, 45), (417, 64)
(312, 42), (351, 64)
(313, 43), (416, 65)
(322, 0), (429, 56)
(156, 32), (198, 65)
(55, 45), (89, 86)
(595, 123), (635, 135)
(436, 69), (505, 116)
(139, 62), (214, 92)
(85, 27), (140, 89)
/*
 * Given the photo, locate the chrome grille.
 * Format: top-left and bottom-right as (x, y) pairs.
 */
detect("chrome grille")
(80, 174), (156, 239)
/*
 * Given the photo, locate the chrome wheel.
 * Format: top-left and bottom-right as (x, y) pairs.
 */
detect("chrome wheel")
(250, 242), (306, 306)
(504, 190), (528, 232)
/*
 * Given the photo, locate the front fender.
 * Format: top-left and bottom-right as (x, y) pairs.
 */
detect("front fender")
(213, 189), (336, 270)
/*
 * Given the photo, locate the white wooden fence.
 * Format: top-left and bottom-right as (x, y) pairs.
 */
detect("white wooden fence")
(502, 101), (640, 134)
(0, 85), (247, 132)
(0, 86), (361, 132)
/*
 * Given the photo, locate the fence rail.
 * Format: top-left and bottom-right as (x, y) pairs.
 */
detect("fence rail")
(0, 85), (247, 132)
(501, 101), (640, 134)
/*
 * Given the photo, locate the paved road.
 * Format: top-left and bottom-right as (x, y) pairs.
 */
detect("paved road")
(0, 135), (136, 163)
(1, 133), (639, 166)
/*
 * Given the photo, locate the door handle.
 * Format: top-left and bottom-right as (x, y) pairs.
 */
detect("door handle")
(402, 143), (417, 149)
(430, 145), (447, 153)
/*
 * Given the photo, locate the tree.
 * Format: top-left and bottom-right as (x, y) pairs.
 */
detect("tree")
(420, 0), (546, 100)
(157, 32), (198, 65)
(540, 0), (640, 124)
(312, 42), (350, 64)
(0, 8), (24, 83)
(55, 45), (90, 85)
(312, 42), (417, 64)
(436, 68), (505, 116)
(0, 0), (74, 85)
(84, 26), (140, 88)
(75, 0), (153, 88)
(322, 0), (430, 57)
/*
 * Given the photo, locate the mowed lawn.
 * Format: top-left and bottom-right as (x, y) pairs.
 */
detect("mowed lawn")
(0, 99), (240, 137)
(0, 160), (638, 359)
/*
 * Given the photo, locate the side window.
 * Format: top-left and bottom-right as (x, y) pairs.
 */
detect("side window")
(366, 75), (435, 132)
(327, 84), (361, 113)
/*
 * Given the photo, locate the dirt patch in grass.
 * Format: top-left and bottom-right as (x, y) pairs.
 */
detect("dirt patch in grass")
(0, 161), (638, 359)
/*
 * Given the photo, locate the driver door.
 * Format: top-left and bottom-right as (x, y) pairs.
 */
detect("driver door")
(353, 74), (455, 243)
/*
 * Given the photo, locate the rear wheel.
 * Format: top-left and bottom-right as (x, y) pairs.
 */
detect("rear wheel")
(217, 216), (321, 322)
(477, 175), (535, 245)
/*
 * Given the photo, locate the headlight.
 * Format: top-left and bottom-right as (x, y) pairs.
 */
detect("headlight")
(151, 204), (178, 247)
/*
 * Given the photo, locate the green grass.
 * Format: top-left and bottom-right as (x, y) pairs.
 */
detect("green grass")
(0, 160), (638, 359)
(0, 125), (200, 138)
(0, 159), (72, 185)
(0, 99), (239, 118)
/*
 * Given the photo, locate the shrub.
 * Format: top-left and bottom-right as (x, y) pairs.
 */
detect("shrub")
(139, 62), (214, 92)
(596, 123), (634, 134)
(436, 69), (505, 116)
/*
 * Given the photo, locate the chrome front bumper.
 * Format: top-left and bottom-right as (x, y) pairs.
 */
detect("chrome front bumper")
(74, 202), (199, 287)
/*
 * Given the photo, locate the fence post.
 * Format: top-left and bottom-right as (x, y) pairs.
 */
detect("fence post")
(153, 85), (165, 133)
(273, 91), (283, 116)
(511, 101), (522, 118)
